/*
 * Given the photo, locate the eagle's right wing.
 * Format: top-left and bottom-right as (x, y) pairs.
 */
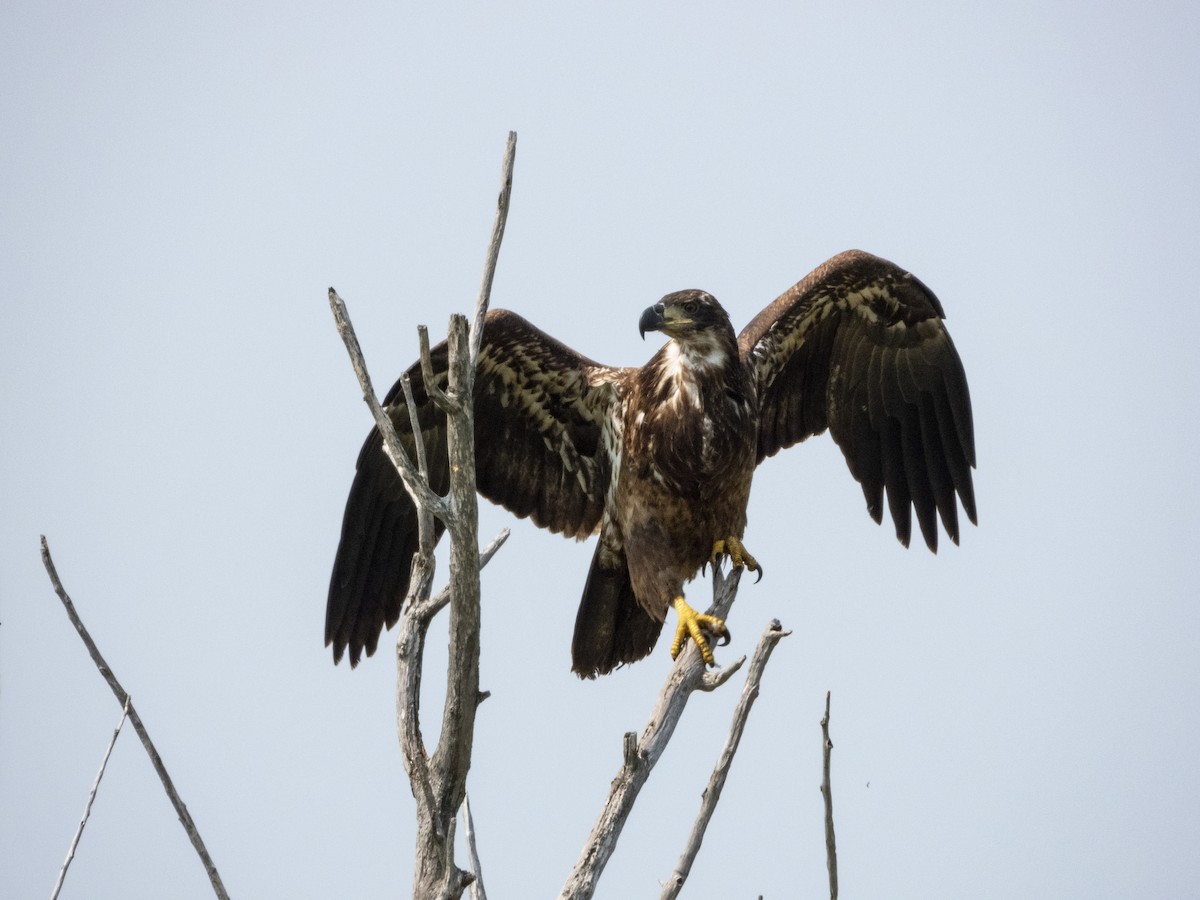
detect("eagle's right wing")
(326, 309), (623, 666)
(740, 250), (976, 551)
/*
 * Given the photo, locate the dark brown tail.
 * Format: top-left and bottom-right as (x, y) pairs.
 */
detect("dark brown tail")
(571, 539), (662, 678)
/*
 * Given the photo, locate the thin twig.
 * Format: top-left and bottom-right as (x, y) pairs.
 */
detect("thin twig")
(419, 324), (455, 415)
(821, 691), (838, 900)
(697, 656), (745, 692)
(559, 567), (747, 900)
(399, 372), (432, 494)
(330, 289), (447, 617)
(415, 529), (510, 621)
(51, 695), (131, 900)
(328, 287), (449, 518)
(469, 130), (517, 366)
(659, 619), (791, 899)
(40, 536), (230, 900)
(399, 369), (437, 607)
(462, 793), (488, 900)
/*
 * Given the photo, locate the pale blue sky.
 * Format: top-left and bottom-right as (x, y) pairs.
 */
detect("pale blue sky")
(3, 2), (1198, 897)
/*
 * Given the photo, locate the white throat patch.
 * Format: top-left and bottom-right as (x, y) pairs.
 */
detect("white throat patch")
(658, 337), (728, 408)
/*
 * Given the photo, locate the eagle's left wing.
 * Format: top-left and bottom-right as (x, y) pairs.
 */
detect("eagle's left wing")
(739, 250), (976, 551)
(326, 309), (623, 666)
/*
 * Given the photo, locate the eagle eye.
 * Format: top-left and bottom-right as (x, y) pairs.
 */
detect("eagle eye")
(682, 299), (699, 315)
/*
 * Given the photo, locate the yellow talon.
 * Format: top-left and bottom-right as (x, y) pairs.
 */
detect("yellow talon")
(710, 536), (763, 582)
(669, 596), (730, 666)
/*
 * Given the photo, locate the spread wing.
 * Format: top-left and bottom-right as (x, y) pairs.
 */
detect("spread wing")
(740, 250), (976, 551)
(326, 308), (623, 665)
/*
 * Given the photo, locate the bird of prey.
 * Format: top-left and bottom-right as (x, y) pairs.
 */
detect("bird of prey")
(326, 250), (976, 677)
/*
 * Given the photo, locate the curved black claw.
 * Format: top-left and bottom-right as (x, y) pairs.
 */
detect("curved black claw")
(710, 537), (763, 583)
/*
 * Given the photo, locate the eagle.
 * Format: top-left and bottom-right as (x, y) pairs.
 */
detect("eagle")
(326, 250), (976, 677)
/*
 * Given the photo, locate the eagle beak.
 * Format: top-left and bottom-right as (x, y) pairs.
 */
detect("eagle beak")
(639, 302), (666, 340)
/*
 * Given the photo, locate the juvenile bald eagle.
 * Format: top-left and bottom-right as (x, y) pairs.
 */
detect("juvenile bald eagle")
(326, 250), (976, 677)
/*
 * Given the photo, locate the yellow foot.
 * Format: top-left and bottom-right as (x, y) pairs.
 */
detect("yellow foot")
(710, 536), (764, 582)
(669, 596), (731, 666)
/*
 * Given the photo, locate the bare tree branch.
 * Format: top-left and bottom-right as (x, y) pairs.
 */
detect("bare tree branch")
(326, 290), (444, 857)
(697, 657), (746, 692)
(398, 369), (438, 610)
(559, 566), (749, 900)
(429, 316), (481, 813)
(328, 287), (448, 520)
(469, 130), (516, 365)
(39, 536), (230, 900)
(51, 695), (131, 900)
(390, 526), (508, 888)
(329, 132), (516, 899)
(419, 324), (454, 416)
(821, 691), (838, 900)
(415, 530), (510, 622)
(462, 793), (488, 900)
(659, 619), (791, 899)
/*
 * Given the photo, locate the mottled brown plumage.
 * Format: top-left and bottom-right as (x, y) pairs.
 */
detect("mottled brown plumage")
(326, 250), (977, 676)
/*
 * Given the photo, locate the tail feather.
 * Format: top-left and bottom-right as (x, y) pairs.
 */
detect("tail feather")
(572, 538), (662, 678)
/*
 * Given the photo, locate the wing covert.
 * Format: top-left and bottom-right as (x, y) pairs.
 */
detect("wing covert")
(472, 310), (621, 535)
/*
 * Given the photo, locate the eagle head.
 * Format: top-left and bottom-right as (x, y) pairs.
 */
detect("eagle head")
(639, 290), (730, 341)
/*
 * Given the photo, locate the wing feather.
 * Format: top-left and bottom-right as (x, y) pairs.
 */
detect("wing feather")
(740, 250), (976, 550)
(326, 309), (621, 665)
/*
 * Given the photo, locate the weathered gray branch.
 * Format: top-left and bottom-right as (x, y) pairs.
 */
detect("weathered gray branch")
(39, 536), (230, 900)
(414, 530), (510, 623)
(51, 695), (130, 900)
(419, 324), (454, 416)
(328, 132), (516, 899)
(659, 619), (791, 899)
(328, 288), (449, 521)
(559, 566), (751, 900)
(462, 792), (488, 900)
(821, 691), (838, 900)
(469, 130), (516, 365)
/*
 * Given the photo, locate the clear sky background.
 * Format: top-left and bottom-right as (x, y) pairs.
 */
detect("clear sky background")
(3, 2), (1198, 898)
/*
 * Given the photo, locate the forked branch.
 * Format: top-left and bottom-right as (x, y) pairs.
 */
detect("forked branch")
(560, 565), (789, 900)
(39, 536), (230, 900)
(659, 619), (791, 899)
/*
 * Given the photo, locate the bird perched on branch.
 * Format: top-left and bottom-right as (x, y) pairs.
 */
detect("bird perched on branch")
(326, 250), (976, 677)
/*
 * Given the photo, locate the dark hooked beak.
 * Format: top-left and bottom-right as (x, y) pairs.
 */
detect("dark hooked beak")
(638, 302), (665, 340)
